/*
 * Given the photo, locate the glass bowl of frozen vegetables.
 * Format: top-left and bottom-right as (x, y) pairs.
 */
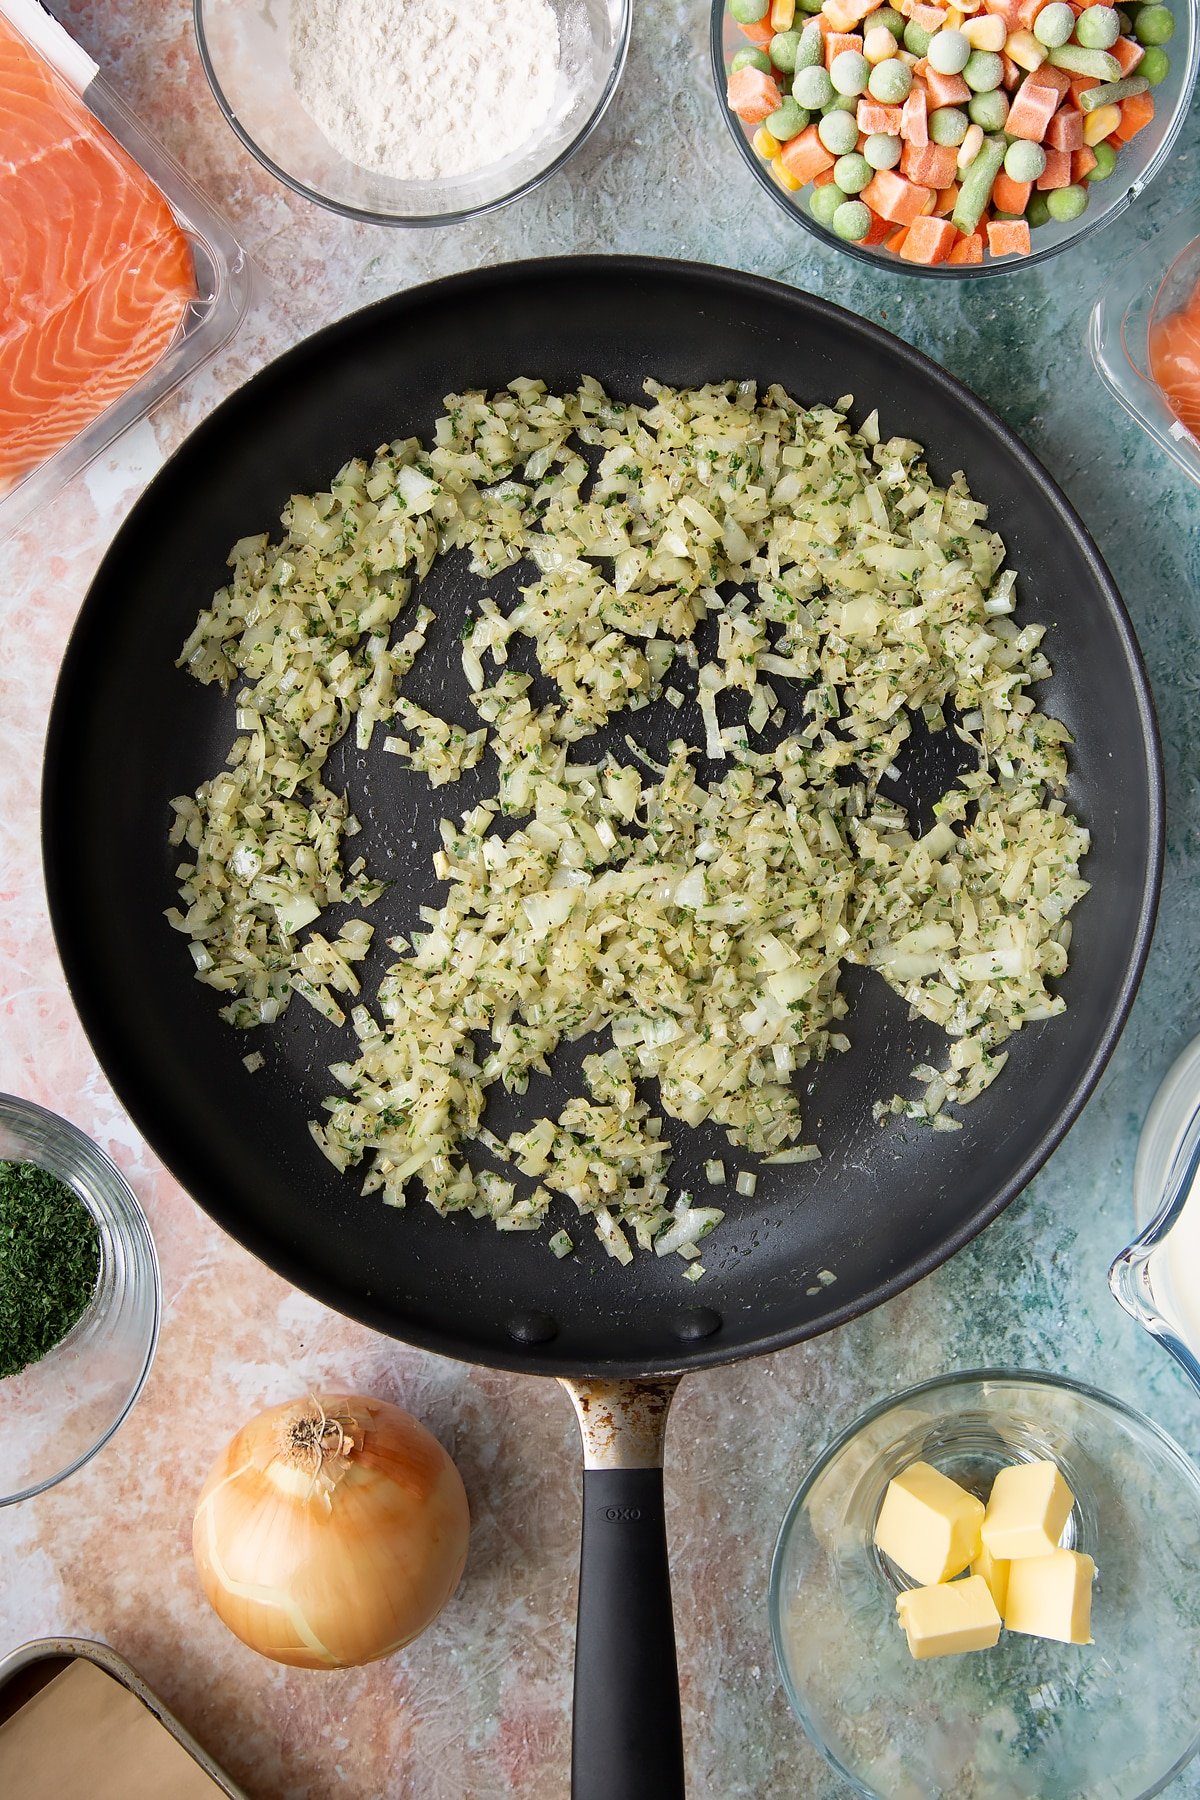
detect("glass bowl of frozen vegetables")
(712, 0), (1197, 273)
(0, 1094), (159, 1505)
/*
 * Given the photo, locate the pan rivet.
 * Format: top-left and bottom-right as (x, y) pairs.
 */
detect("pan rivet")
(507, 1310), (558, 1344)
(673, 1308), (722, 1341)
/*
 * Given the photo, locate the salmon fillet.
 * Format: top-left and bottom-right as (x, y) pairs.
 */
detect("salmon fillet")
(0, 15), (195, 489)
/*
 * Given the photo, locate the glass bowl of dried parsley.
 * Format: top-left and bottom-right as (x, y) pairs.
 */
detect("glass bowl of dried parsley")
(0, 1094), (159, 1504)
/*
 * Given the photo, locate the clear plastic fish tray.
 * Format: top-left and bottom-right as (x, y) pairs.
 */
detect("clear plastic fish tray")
(1090, 207), (1200, 492)
(0, 0), (253, 541)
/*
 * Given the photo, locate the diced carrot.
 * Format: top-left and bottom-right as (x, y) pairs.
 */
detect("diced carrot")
(862, 167), (935, 222)
(921, 65), (972, 105)
(901, 86), (929, 145)
(1005, 80), (1060, 138)
(727, 66), (784, 122)
(947, 230), (985, 263)
(1071, 144), (1098, 179)
(1036, 146), (1071, 187)
(884, 225), (910, 253)
(991, 170), (1032, 212)
(857, 99), (904, 132)
(1111, 35), (1145, 74)
(932, 182), (960, 214)
(813, 164), (839, 184)
(984, 0), (1023, 26)
(1015, 0), (1048, 26)
(1112, 88), (1155, 141)
(1001, 53), (1022, 88)
(899, 214), (958, 263)
(1068, 74), (1099, 104)
(739, 18), (777, 45)
(908, 1), (949, 28)
(901, 139), (959, 185)
(986, 218), (1032, 257)
(822, 0), (882, 30)
(1026, 63), (1072, 97)
(824, 30), (864, 66)
(814, 9), (837, 29)
(779, 123), (838, 182)
(1045, 105), (1084, 150)
(863, 208), (894, 243)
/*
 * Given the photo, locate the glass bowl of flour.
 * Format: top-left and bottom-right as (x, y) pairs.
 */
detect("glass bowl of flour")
(194, 0), (630, 224)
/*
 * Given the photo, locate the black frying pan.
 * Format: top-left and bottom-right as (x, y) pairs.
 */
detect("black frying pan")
(42, 259), (1162, 1799)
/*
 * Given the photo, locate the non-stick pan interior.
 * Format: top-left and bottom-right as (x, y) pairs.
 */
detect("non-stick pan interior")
(42, 259), (1161, 1376)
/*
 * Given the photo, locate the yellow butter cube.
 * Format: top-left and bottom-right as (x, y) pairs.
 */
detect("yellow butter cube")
(1004, 1549), (1096, 1644)
(874, 1461), (985, 1586)
(981, 1459), (1074, 1561)
(896, 1576), (1002, 1661)
(971, 1540), (1010, 1614)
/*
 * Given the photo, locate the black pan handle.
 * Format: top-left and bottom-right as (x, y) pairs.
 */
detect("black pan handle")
(561, 1378), (684, 1800)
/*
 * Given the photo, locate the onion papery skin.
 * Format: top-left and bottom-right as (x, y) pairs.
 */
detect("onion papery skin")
(192, 1392), (470, 1669)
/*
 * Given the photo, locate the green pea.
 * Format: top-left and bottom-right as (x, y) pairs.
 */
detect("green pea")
(1087, 138), (1119, 177)
(963, 49), (1004, 90)
(1033, 1), (1075, 43)
(868, 56), (912, 100)
(968, 88), (1009, 128)
(1026, 190), (1052, 225)
(766, 98), (810, 137)
(831, 48), (871, 94)
(1075, 4), (1121, 46)
(1139, 43), (1171, 80)
(770, 29), (804, 70)
(809, 183), (845, 227)
(928, 27), (972, 73)
(864, 130), (903, 167)
(903, 19), (933, 54)
(834, 150), (873, 192)
(795, 21), (826, 67)
(729, 0), (770, 22)
(794, 64), (835, 108)
(865, 5), (906, 37)
(818, 106), (861, 152)
(1135, 3), (1174, 41)
(1115, 8), (1133, 31)
(832, 199), (872, 240)
(1004, 138), (1047, 180)
(1046, 181), (1090, 219)
(730, 46), (773, 73)
(797, 0), (826, 15)
(929, 105), (969, 145)
(824, 91), (860, 110)
(991, 209), (1023, 220)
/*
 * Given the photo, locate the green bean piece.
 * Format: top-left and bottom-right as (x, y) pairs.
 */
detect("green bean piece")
(1135, 3), (1174, 42)
(952, 132), (1007, 234)
(1079, 71), (1150, 106)
(1047, 42), (1123, 76)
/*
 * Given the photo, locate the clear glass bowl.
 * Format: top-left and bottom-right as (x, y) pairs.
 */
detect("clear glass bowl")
(0, 1095), (160, 1505)
(1090, 208), (1200, 489)
(711, 0), (1199, 278)
(770, 1370), (1200, 1798)
(194, 0), (631, 226)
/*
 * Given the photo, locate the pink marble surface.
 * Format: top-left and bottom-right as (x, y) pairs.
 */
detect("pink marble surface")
(2, 5), (1196, 1799)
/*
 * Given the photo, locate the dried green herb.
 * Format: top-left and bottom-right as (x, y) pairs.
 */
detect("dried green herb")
(0, 1160), (100, 1380)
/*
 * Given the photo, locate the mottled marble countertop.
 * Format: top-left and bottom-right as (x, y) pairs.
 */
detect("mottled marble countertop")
(3, 4), (1200, 1797)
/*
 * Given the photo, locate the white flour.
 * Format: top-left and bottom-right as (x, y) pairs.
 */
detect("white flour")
(288, 0), (562, 183)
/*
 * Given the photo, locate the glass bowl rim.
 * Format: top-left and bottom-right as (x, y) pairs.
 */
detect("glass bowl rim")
(709, 0), (1200, 281)
(768, 1364), (1200, 1793)
(193, 0), (633, 228)
(0, 1091), (161, 1506)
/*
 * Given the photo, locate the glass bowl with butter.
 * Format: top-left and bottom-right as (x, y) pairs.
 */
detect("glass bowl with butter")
(770, 1370), (1200, 1799)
